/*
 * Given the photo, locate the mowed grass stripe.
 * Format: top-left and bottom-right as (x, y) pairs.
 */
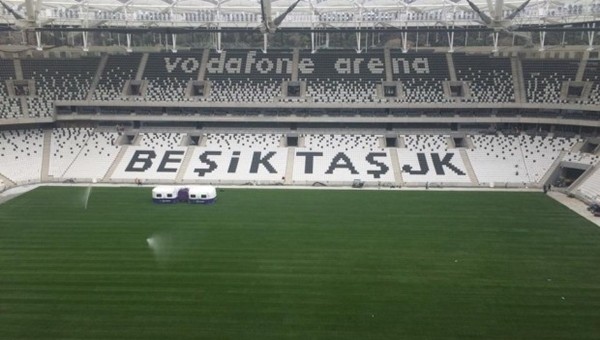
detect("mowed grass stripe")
(1, 187), (600, 339)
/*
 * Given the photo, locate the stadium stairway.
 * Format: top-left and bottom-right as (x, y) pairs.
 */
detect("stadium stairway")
(199, 135), (207, 146)
(13, 58), (23, 79)
(511, 57), (526, 103)
(19, 96), (28, 118)
(568, 162), (600, 195)
(40, 129), (52, 181)
(59, 130), (95, 180)
(397, 136), (406, 149)
(538, 150), (567, 186)
(284, 147), (295, 185)
(86, 54), (109, 101)
(388, 149), (404, 186)
(383, 48), (393, 82)
(576, 51), (589, 81)
(446, 53), (457, 81)
(131, 134), (142, 146)
(135, 53), (149, 81)
(13, 59), (28, 118)
(459, 149), (479, 186)
(103, 145), (128, 182)
(571, 140), (585, 152)
(175, 146), (195, 183)
(197, 49), (210, 81)
(0, 171), (16, 187)
(291, 48), (299, 81)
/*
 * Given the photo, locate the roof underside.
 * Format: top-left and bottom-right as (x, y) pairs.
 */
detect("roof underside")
(0, 0), (598, 30)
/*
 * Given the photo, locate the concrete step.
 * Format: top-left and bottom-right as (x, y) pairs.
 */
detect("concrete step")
(199, 134), (208, 147)
(198, 49), (210, 81)
(569, 162), (599, 196)
(20, 97), (29, 118)
(511, 57), (525, 103)
(388, 149), (404, 186)
(384, 48), (393, 82)
(459, 149), (479, 186)
(397, 136), (406, 149)
(40, 129), (52, 182)
(86, 54), (108, 100)
(446, 53), (457, 81)
(135, 53), (149, 80)
(13, 58), (23, 80)
(175, 146), (196, 183)
(0, 172), (16, 187)
(576, 50), (589, 82)
(13, 59), (28, 118)
(538, 150), (566, 186)
(284, 147), (295, 184)
(571, 141), (585, 152)
(291, 48), (299, 81)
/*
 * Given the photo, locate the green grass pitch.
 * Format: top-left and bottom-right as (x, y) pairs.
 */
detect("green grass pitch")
(1, 187), (600, 339)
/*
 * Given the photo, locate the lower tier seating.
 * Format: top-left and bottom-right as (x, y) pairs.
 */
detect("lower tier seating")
(400, 135), (471, 184)
(1, 129), (600, 200)
(62, 131), (120, 180)
(0, 129), (44, 183)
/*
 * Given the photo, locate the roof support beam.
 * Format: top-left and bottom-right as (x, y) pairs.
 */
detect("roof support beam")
(492, 31), (499, 52)
(82, 31), (89, 51)
(35, 30), (41, 50)
(539, 30), (546, 51)
(494, 0), (504, 21)
(587, 23), (596, 51)
(486, 0), (494, 18)
(25, 0), (34, 21)
(29, 22), (600, 34)
(126, 33), (132, 52)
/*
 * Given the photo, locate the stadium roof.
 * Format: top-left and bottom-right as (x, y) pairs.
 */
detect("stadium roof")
(0, 0), (598, 31)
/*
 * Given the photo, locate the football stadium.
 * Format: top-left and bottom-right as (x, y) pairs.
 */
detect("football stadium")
(1, 0), (600, 338)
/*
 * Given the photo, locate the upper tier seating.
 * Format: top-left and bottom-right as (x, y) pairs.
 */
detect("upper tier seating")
(204, 50), (291, 102)
(453, 54), (515, 103)
(581, 60), (600, 105)
(467, 134), (530, 185)
(299, 50), (385, 103)
(522, 59), (579, 104)
(0, 59), (21, 119)
(49, 127), (93, 178)
(0, 129), (44, 183)
(94, 54), (142, 100)
(142, 52), (202, 102)
(2, 52), (600, 110)
(22, 58), (100, 117)
(390, 52), (449, 103)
